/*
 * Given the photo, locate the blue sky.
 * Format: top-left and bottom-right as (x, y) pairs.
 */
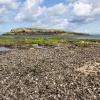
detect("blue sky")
(0, 0), (100, 34)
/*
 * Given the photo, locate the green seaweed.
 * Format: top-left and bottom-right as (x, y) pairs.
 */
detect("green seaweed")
(0, 37), (100, 48)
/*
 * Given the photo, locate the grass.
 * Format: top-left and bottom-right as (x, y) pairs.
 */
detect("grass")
(0, 37), (100, 48)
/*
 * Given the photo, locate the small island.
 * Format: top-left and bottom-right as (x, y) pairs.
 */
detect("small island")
(4, 28), (89, 36)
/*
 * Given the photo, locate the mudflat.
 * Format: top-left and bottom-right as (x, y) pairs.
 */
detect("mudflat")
(0, 44), (100, 100)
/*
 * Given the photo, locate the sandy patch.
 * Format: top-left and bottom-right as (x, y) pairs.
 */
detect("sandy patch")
(77, 62), (100, 75)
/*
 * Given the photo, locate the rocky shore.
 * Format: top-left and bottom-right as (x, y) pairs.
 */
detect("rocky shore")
(0, 44), (100, 100)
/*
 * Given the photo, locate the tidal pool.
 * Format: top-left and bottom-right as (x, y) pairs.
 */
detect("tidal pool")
(0, 47), (14, 52)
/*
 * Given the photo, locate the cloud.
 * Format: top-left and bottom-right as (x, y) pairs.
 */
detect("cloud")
(0, 0), (100, 33)
(15, 0), (69, 30)
(0, 0), (19, 9)
(0, 0), (19, 23)
(47, 3), (67, 16)
(15, 0), (44, 21)
(66, 0), (100, 27)
(0, 6), (7, 14)
(26, 0), (43, 8)
(73, 2), (92, 16)
(14, 0), (100, 31)
(72, 0), (100, 17)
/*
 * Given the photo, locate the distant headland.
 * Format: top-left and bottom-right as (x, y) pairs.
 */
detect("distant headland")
(4, 28), (89, 36)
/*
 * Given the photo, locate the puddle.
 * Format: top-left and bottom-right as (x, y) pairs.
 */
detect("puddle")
(0, 47), (15, 52)
(31, 44), (44, 49)
(30, 46), (44, 49)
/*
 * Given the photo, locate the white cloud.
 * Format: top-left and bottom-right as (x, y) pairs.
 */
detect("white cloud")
(15, 0), (44, 21)
(26, 0), (43, 9)
(67, 0), (100, 27)
(15, 0), (100, 31)
(92, 8), (100, 16)
(0, 0), (100, 33)
(73, 2), (92, 16)
(51, 19), (69, 30)
(73, 0), (100, 17)
(0, 0), (19, 9)
(0, 7), (7, 14)
(15, 0), (68, 21)
(47, 3), (67, 16)
(0, 0), (19, 23)
(15, 0), (69, 30)
(15, 6), (44, 21)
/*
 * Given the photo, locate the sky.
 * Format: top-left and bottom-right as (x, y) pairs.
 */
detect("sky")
(0, 0), (100, 34)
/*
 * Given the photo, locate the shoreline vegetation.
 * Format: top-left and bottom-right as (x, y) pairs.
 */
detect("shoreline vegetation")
(0, 37), (100, 49)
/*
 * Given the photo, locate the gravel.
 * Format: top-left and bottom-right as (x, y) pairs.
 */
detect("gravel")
(0, 44), (100, 100)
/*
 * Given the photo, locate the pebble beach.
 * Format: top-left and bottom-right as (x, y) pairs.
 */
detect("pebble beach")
(0, 44), (100, 100)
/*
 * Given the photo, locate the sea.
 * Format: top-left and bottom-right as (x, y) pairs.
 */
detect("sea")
(0, 34), (100, 40)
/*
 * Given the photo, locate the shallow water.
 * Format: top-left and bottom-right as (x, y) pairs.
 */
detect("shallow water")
(0, 34), (100, 40)
(70, 35), (100, 40)
(0, 47), (14, 52)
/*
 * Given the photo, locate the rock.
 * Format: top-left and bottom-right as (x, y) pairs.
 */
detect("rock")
(4, 28), (89, 36)
(4, 28), (65, 35)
